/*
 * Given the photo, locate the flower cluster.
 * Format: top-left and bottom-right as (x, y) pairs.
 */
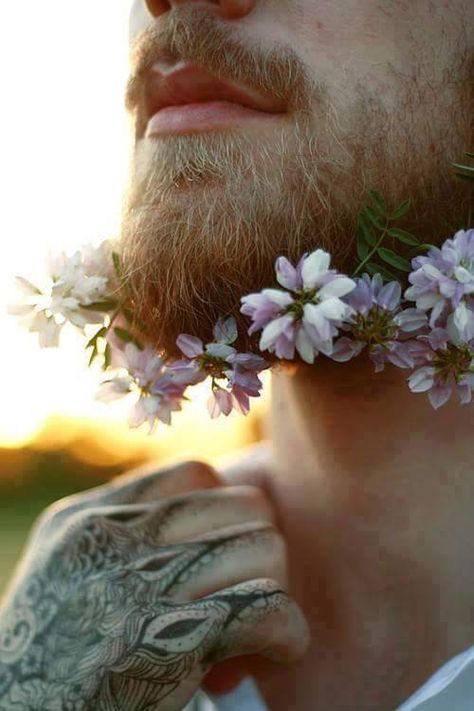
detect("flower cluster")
(240, 233), (474, 409)
(95, 317), (268, 431)
(96, 342), (187, 433)
(9, 240), (118, 348)
(173, 317), (269, 418)
(404, 229), (474, 407)
(241, 250), (355, 363)
(331, 274), (427, 372)
(11, 227), (474, 429)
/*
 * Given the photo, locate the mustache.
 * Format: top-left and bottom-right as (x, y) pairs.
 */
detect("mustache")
(125, 6), (317, 116)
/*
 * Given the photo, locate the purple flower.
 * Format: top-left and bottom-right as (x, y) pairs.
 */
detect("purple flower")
(405, 229), (474, 340)
(331, 274), (427, 372)
(407, 328), (474, 409)
(175, 317), (269, 418)
(241, 250), (356, 364)
(96, 343), (186, 432)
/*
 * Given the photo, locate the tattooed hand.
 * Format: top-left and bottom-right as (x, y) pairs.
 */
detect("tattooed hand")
(0, 461), (309, 710)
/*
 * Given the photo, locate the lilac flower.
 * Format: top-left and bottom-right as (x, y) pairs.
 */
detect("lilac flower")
(331, 274), (428, 372)
(241, 250), (356, 364)
(407, 328), (474, 409)
(405, 229), (474, 340)
(175, 317), (268, 418)
(96, 343), (186, 432)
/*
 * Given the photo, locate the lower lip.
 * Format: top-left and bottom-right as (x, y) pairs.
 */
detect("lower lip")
(145, 100), (281, 137)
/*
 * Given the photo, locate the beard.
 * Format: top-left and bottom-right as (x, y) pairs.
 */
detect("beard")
(120, 7), (473, 355)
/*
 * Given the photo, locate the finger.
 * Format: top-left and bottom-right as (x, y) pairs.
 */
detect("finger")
(63, 485), (274, 545)
(205, 578), (310, 665)
(131, 522), (288, 601)
(43, 461), (220, 529)
(130, 579), (309, 686)
(100, 460), (220, 505)
(126, 485), (275, 545)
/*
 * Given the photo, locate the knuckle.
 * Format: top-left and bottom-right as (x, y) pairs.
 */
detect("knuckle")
(34, 494), (85, 533)
(177, 460), (220, 484)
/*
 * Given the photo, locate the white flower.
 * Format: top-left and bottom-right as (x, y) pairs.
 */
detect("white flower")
(10, 240), (118, 347)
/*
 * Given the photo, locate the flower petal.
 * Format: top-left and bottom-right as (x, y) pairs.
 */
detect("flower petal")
(408, 367), (436, 393)
(377, 281), (402, 311)
(295, 326), (316, 364)
(260, 315), (294, 351)
(276, 257), (300, 291)
(318, 277), (356, 300)
(428, 382), (452, 409)
(261, 289), (294, 308)
(176, 334), (204, 358)
(301, 249), (331, 288)
(213, 317), (238, 345)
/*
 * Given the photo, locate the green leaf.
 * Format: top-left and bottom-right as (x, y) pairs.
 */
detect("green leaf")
(365, 262), (398, 282)
(112, 251), (122, 278)
(104, 343), (112, 369)
(122, 307), (135, 323)
(452, 162), (474, 175)
(418, 243), (436, 252)
(16, 276), (43, 295)
(356, 233), (370, 261)
(88, 345), (98, 367)
(358, 215), (377, 246)
(387, 228), (420, 246)
(454, 172), (474, 183)
(113, 327), (144, 350)
(86, 326), (107, 349)
(369, 189), (387, 216)
(81, 300), (119, 312)
(389, 199), (411, 221)
(362, 206), (385, 230)
(377, 247), (412, 272)
(114, 327), (134, 343)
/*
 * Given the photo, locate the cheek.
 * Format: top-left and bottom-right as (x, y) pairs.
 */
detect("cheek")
(280, 1), (410, 112)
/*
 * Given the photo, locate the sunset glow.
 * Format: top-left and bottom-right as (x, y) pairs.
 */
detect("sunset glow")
(0, 1), (268, 453)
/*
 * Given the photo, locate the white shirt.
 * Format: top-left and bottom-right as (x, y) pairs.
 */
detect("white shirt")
(185, 644), (474, 710)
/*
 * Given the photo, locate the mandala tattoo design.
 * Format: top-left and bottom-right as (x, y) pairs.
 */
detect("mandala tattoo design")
(0, 469), (289, 710)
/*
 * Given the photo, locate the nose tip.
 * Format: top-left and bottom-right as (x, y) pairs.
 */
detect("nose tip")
(144, 0), (256, 20)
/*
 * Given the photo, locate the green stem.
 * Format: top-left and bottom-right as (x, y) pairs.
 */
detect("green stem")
(105, 308), (122, 334)
(353, 220), (390, 277)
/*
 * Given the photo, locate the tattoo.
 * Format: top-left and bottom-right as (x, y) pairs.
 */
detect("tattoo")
(0, 491), (285, 710)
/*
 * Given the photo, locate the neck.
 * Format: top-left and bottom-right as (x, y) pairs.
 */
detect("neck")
(264, 356), (474, 708)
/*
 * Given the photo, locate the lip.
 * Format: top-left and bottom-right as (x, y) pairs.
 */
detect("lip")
(143, 62), (286, 137)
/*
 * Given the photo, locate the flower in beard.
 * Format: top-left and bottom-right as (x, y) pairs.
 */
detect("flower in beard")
(408, 328), (474, 409)
(331, 274), (428, 372)
(241, 250), (356, 364)
(174, 317), (269, 418)
(405, 229), (474, 340)
(9, 240), (119, 346)
(96, 342), (186, 432)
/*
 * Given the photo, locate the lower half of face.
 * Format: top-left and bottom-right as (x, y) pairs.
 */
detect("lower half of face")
(121, 8), (473, 354)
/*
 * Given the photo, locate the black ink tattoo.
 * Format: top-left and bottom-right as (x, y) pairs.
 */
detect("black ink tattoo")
(0, 485), (287, 710)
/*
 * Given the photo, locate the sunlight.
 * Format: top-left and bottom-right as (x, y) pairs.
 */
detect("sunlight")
(0, 1), (269, 452)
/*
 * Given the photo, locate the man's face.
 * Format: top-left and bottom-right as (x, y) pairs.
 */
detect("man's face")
(122, 0), (473, 353)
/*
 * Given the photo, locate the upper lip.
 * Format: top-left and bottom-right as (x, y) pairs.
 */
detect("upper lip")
(144, 61), (286, 122)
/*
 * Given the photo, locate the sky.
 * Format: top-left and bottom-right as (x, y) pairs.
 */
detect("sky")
(0, 1), (268, 454)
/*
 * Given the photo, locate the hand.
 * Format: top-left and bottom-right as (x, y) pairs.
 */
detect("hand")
(0, 461), (309, 710)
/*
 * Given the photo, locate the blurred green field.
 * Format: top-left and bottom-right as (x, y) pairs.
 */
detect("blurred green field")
(0, 446), (144, 595)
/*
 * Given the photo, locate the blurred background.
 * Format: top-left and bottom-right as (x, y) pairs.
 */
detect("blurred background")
(0, 1), (268, 593)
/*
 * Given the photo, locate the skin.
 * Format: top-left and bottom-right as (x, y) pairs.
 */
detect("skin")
(0, 462), (309, 709)
(2, 0), (474, 709)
